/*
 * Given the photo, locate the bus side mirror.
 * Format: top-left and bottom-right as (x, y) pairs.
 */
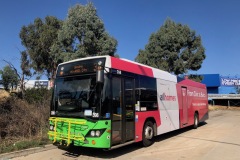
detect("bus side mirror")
(96, 61), (104, 83)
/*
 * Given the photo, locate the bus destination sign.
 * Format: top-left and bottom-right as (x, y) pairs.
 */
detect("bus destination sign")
(69, 65), (89, 74)
(57, 58), (105, 76)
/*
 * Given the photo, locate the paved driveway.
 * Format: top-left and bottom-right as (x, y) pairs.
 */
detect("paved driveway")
(11, 110), (240, 160)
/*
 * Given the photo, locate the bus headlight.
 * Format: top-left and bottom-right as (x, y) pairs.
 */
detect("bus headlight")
(49, 125), (55, 131)
(95, 130), (101, 137)
(90, 130), (96, 137)
(86, 129), (106, 137)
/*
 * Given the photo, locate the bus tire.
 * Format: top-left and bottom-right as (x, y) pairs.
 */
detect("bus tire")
(142, 121), (154, 147)
(193, 113), (199, 129)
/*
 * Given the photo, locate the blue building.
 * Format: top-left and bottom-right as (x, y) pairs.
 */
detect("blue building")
(201, 74), (240, 94)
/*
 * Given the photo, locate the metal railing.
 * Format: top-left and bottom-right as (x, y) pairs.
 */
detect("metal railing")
(208, 94), (240, 99)
(48, 117), (86, 146)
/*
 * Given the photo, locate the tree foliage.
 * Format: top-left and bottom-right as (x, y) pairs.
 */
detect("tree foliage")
(19, 16), (63, 79)
(20, 51), (31, 78)
(0, 65), (18, 91)
(19, 51), (32, 97)
(53, 3), (118, 61)
(135, 18), (206, 75)
(188, 74), (203, 82)
(19, 3), (118, 79)
(2, 51), (33, 97)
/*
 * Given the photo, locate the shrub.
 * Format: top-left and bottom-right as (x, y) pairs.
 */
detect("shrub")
(24, 88), (52, 104)
(0, 89), (51, 154)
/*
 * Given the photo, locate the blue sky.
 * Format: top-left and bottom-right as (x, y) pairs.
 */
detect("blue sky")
(0, 0), (240, 79)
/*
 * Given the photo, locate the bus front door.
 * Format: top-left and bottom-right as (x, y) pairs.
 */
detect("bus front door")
(111, 76), (135, 146)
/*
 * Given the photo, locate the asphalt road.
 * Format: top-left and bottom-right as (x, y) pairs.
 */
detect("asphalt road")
(11, 110), (240, 160)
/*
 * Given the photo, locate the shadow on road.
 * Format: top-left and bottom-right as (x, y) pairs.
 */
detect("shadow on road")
(60, 143), (142, 159)
(60, 122), (208, 159)
(154, 122), (207, 143)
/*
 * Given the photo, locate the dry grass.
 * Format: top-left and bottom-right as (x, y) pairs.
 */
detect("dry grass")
(0, 89), (51, 154)
(208, 104), (240, 111)
(0, 89), (10, 103)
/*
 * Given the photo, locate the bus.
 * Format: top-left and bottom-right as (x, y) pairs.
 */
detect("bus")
(48, 55), (209, 149)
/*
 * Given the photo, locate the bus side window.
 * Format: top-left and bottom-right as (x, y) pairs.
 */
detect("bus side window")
(135, 75), (158, 111)
(140, 89), (158, 111)
(112, 77), (121, 118)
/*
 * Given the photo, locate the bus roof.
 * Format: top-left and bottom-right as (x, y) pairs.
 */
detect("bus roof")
(58, 55), (178, 83)
(109, 56), (177, 82)
(177, 78), (206, 89)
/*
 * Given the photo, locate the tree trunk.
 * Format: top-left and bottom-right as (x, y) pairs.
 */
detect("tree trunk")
(19, 75), (25, 98)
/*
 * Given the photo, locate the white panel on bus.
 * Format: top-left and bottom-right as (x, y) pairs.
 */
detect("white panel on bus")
(105, 56), (112, 69)
(152, 68), (177, 82)
(156, 79), (180, 135)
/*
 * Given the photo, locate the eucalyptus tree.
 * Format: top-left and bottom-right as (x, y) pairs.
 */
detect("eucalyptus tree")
(20, 16), (63, 80)
(135, 18), (206, 75)
(54, 3), (118, 61)
(0, 65), (18, 91)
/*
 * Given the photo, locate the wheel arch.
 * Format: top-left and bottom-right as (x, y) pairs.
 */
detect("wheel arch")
(193, 111), (199, 129)
(144, 117), (157, 136)
(194, 110), (199, 116)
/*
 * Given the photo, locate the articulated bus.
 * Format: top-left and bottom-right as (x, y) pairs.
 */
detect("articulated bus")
(48, 56), (209, 149)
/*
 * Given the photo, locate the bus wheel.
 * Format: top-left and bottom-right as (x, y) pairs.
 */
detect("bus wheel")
(193, 113), (199, 129)
(142, 121), (154, 147)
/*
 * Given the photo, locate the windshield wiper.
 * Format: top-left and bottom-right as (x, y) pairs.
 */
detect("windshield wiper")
(58, 104), (78, 112)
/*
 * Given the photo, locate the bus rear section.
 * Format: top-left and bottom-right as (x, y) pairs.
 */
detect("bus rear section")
(134, 77), (208, 146)
(177, 78), (209, 129)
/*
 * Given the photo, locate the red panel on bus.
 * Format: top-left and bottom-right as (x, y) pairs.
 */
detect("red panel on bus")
(135, 111), (161, 142)
(178, 79), (206, 89)
(176, 80), (208, 129)
(110, 57), (154, 77)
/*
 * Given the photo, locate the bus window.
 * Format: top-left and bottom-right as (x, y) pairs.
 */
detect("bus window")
(136, 75), (157, 111)
(136, 89), (158, 111)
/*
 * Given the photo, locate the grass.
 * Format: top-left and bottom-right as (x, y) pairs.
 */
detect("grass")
(0, 137), (50, 154)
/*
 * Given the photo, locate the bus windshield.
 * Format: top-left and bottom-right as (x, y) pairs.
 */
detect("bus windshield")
(52, 75), (103, 119)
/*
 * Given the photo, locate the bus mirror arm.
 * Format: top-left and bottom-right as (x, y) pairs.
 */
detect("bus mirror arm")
(96, 69), (104, 83)
(96, 61), (104, 83)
